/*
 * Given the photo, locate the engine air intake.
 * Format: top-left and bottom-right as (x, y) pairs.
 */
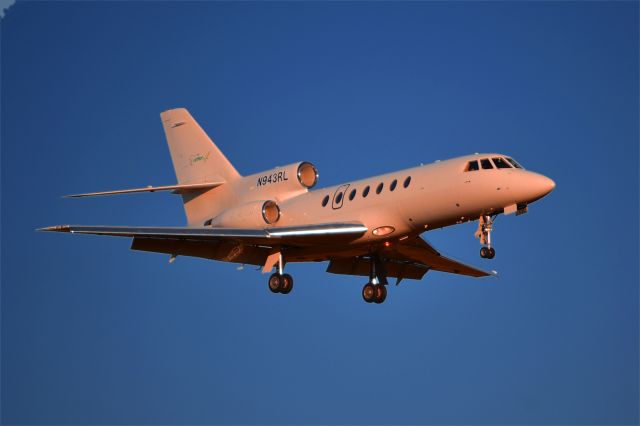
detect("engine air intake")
(262, 200), (280, 224)
(297, 162), (318, 189)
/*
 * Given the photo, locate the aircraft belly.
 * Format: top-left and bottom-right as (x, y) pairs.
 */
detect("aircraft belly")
(327, 257), (428, 280)
(284, 245), (370, 263)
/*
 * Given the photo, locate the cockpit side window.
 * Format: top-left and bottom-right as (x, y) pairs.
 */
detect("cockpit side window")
(466, 160), (479, 171)
(492, 157), (512, 169)
(480, 158), (494, 169)
(506, 157), (523, 169)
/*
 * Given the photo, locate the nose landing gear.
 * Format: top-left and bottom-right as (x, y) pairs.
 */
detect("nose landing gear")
(480, 246), (495, 259)
(476, 214), (496, 259)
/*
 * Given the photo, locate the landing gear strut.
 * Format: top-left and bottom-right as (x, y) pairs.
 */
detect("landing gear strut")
(267, 251), (294, 295)
(362, 254), (388, 304)
(475, 214), (496, 259)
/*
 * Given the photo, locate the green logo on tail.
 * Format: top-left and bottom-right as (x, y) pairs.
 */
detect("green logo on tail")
(189, 151), (210, 166)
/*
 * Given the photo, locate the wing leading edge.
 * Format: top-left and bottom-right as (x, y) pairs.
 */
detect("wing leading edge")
(38, 222), (368, 246)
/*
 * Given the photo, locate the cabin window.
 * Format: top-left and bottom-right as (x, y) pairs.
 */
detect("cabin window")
(322, 195), (330, 207)
(376, 183), (384, 194)
(204, 219), (213, 226)
(467, 160), (479, 171)
(492, 157), (512, 169)
(390, 179), (397, 191)
(335, 192), (343, 204)
(506, 157), (523, 169)
(481, 159), (494, 169)
(349, 188), (356, 201)
(403, 176), (412, 188)
(362, 186), (370, 198)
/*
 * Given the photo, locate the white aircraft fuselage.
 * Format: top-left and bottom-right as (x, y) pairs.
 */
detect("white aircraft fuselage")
(41, 108), (555, 304)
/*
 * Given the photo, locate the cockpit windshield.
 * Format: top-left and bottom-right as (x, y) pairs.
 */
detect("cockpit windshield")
(480, 159), (494, 169)
(506, 157), (523, 169)
(465, 156), (524, 172)
(492, 157), (511, 169)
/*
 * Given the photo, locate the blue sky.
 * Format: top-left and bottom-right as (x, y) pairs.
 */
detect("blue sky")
(2, 1), (638, 424)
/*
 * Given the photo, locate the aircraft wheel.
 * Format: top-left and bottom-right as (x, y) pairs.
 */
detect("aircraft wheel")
(488, 247), (496, 259)
(362, 283), (376, 303)
(480, 247), (490, 258)
(268, 273), (282, 293)
(280, 273), (294, 294)
(374, 284), (387, 304)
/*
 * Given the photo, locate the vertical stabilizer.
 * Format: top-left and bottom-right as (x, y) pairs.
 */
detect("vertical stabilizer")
(161, 108), (241, 184)
(160, 108), (240, 226)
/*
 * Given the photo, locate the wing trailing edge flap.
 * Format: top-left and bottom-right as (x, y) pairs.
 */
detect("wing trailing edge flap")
(130, 237), (268, 265)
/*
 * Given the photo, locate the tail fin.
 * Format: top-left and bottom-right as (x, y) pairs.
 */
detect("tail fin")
(160, 108), (241, 184)
(160, 108), (240, 226)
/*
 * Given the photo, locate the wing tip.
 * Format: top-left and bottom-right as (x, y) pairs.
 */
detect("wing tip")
(37, 225), (71, 233)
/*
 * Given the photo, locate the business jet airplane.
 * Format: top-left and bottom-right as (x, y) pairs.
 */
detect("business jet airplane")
(41, 108), (555, 304)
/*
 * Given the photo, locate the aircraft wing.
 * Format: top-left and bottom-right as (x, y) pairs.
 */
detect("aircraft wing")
(38, 222), (368, 247)
(384, 236), (495, 278)
(327, 236), (494, 282)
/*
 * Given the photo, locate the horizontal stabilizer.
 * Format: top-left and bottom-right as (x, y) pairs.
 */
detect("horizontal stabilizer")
(65, 179), (225, 198)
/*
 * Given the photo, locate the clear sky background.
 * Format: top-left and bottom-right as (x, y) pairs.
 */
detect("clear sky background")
(2, 1), (638, 424)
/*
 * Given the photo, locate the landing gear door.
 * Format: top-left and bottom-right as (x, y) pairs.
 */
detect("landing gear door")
(332, 184), (350, 210)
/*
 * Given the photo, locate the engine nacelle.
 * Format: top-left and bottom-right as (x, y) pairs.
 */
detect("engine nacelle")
(246, 161), (319, 200)
(209, 200), (280, 228)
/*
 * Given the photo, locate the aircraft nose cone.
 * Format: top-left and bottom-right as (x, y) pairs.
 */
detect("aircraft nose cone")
(527, 173), (556, 201)
(541, 175), (556, 194)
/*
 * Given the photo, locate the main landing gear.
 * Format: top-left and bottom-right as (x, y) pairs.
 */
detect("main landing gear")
(268, 272), (294, 294)
(266, 251), (294, 295)
(362, 282), (387, 304)
(362, 255), (388, 304)
(476, 214), (496, 259)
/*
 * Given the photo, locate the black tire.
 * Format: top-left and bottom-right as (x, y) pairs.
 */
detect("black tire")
(488, 247), (496, 259)
(280, 273), (294, 294)
(362, 283), (376, 303)
(374, 284), (387, 304)
(268, 273), (282, 293)
(480, 247), (489, 258)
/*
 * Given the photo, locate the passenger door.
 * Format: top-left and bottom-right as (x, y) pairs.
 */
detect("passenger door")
(332, 184), (350, 210)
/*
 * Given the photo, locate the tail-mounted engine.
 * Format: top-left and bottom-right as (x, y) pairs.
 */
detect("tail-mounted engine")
(247, 161), (319, 200)
(209, 199), (281, 228)
(209, 162), (318, 227)
(296, 162), (319, 188)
